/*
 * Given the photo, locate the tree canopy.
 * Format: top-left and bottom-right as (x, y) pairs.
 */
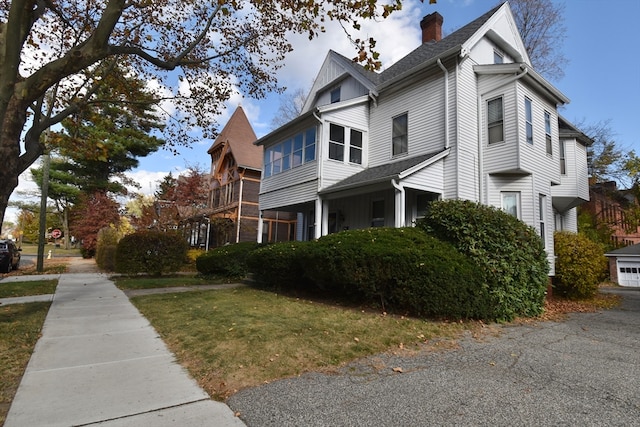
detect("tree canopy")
(0, 0), (425, 232)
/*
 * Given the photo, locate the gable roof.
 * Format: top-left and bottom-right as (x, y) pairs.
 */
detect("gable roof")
(321, 149), (449, 194)
(207, 106), (261, 170)
(605, 243), (640, 257)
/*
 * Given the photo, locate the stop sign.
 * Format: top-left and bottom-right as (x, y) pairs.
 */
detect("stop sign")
(51, 229), (62, 239)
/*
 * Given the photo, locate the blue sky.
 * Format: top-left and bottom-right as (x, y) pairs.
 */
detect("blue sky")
(7, 0), (640, 222)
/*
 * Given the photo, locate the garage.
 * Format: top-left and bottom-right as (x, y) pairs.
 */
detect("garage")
(605, 244), (640, 287)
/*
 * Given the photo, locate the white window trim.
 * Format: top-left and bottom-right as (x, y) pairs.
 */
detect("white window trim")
(487, 96), (504, 144)
(392, 112), (409, 157)
(501, 191), (521, 219)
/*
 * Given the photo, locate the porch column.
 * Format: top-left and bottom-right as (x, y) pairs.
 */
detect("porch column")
(314, 197), (323, 239)
(392, 179), (406, 228)
(257, 210), (264, 243)
(321, 198), (330, 236)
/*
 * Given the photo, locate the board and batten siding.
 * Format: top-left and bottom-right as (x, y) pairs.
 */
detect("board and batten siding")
(368, 74), (447, 168)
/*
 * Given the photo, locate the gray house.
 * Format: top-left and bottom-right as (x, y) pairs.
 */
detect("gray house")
(256, 3), (589, 276)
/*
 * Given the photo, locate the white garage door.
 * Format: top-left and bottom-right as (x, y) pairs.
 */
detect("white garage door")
(617, 260), (640, 287)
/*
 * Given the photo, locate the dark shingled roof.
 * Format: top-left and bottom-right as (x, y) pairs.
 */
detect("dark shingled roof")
(606, 244), (640, 257)
(321, 150), (446, 194)
(333, 4), (502, 87)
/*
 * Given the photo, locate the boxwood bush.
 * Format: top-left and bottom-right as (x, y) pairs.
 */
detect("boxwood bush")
(196, 242), (261, 278)
(554, 231), (607, 299)
(246, 241), (312, 290)
(416, 199), (549, 321)
(115, 230), (188, 276)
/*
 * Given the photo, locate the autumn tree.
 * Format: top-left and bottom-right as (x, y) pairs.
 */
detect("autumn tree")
(70, 191), (121, 258)
(508, 0), (568, 81)
(0, 0), (423, 233)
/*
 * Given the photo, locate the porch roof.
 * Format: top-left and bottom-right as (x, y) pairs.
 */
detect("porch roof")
(320, 149), (448, 195)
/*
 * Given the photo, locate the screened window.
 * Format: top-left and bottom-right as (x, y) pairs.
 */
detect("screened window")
(329, 124), (345, 161)
(488, 97), (504, 144)
(392, 113), (408, 156)
(264, 126), (316, 178)
(501, 191), (520, 219)
(525, 98), (533, 145)
(371, 200), (385, 227)
(545, 111), (552, 154)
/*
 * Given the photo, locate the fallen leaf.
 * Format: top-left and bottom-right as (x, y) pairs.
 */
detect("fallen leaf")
(354, 337), (360, 343)
(392, 367), (403, 373)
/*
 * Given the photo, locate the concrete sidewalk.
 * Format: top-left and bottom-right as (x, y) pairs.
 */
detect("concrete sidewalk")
(4, 269), (245, 426)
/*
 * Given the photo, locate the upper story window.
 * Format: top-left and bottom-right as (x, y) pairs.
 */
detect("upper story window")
(264, 126), (316, 178)
(545, 111), (552, 155)
(330, 87), (341, 103)
(559, 139), (566, 174)
(494, 50), (504, 64)
(329, 123), (363, 165)
(392, 113), (408, 156)
(501, 191), (520, 219)
(539, 194), (547, 248)
(487, 97), (504, 144)
(525, 97), (533, 145)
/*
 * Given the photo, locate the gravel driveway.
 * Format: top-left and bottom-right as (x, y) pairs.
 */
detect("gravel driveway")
(228, 287), (640, 426)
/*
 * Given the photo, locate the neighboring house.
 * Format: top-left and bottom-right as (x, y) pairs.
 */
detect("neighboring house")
(605, 243), (640, 287)
(580, 180), (640, 247)
(198, 106), (296, 248)
(255, 3), (589, 275)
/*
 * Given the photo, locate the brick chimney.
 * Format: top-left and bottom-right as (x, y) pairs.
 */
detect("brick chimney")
(420, 12), (443, 43)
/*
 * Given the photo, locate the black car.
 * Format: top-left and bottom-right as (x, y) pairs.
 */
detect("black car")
(0, 239), (21, 273)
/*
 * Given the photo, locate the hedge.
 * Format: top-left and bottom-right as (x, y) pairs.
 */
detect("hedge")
(196, 242), (261, 278)
(554, 231), (608, 299)
(115, 230), (188, 276)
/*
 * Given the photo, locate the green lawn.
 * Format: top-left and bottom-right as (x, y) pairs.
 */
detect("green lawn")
(129, 286), (470, 400)
(0, 302), (51, 425)
(114, 275), (232, 290)
(0, 280), (58, 299)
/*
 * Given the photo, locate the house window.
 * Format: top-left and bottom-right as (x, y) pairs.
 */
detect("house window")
(494, 50), (504, 64)
(416, 193), (437, 220)
(349, 129), (363, 164)
(559, 139), (566, 174)
(539, 194), (547, 248)
(525, 97), (533, 145)
(545, 111), (552, 155)
(487, 97), (504, 144)
(501, 191), (520, 219)
(371, 200), (385, 227)
(264, 126), (317, 178)
(330, 87), (341, 103)
(392, 113), (408, 156)
(329, 124), (345, 161)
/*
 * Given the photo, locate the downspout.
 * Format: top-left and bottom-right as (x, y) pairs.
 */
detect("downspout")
(236, 176), (244, 243)
(436, 58), (450, 149)
(391, 178), (405, 227)
(476, 66), (529, 204)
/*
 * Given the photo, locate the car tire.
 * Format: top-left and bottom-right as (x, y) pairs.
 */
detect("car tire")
(2, 261), (10, 274)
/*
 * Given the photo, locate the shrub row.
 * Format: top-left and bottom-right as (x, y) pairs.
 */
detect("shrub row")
(195, 241), (261, 278)
(115, 230), (188, 276)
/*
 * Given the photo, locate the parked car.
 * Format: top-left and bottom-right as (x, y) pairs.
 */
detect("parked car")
(0, 239), (21, 273)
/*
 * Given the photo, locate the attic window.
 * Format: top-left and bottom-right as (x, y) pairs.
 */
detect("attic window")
(330, 87), (341, 103)
(494, 50), (504, 64)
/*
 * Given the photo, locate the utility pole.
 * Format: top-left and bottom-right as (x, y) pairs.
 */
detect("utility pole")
(37, 151), (51, 272)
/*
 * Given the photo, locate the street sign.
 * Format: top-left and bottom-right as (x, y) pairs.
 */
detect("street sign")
(51, 229), (62, 239)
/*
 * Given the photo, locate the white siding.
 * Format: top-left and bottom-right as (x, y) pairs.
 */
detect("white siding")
(455, 57), (481, 201)
(403, 160), (444, 193)
(315, 76), (370, 107)
(555, 138), (589, 201)
(368, 72), (447, 168)
(260, 162), (317, 195)
(259, 179), (318, 211)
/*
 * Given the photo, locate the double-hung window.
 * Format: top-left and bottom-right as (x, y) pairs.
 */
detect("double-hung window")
(488, 97), (504, 144)
(539, 194), (547, 248)
(349, 129), (363, 164)
(392, 113), (408, 156)
(329, 124), (363, 165)
(329, 124), (345, 162)
(545, 111), (552, 155)
(525, 98), (533, 145)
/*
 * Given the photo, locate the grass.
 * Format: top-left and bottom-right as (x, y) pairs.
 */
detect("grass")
(130, 286), (470, 400)
(0, 280), (58, 299)
(0, 302), (51, 425)
(114, 275), (232, 290)
(17, 243), (81, 257)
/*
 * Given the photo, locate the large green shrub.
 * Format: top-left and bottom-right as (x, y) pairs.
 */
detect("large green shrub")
(115, 230), (188, 276)
(246, 241), (311, 290)
(247, 228), (488, 319)
(95, 226), (120, 272)
(416, 199), (549, 321)
(196, 242), (261, 278)
(554, 231), (607, 299)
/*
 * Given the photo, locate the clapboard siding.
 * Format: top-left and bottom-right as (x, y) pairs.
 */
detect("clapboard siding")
(455, 57), (481, 201)
(260, 161), (317, 195)
(368, 73), (446, 168)
(314, 76), (370, 107)
(259, 179), (318, 211)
